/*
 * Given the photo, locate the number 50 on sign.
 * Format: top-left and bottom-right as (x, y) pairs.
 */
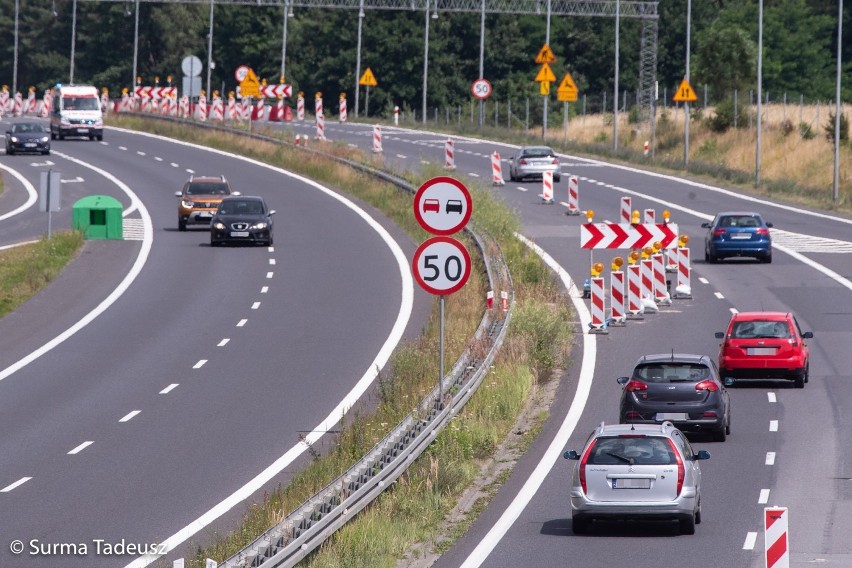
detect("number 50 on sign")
(412, 236), (471, 295)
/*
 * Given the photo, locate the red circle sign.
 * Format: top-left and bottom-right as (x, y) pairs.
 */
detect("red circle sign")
(412, 237), (472, 296)
(413, 176), (473, 236)
(471, 79), (492, 100)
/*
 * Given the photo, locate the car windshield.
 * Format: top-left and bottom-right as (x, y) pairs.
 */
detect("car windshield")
(219, 200), (263, 215)
(522, 147), (553, 158)
(13, 123), (45, 133)
(187, 182), (230, 195)
(718, 215), (761, 228)
(732, 320), (789, 339)
(634, 363), (710, 383)
(62, 96), (100, 111)
(587, 436), (675, 466)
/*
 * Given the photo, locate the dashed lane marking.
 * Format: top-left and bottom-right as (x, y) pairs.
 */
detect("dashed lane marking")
(1, 477), (32, 492)
(160, 384), (179, 394)
(119, 410), (141, 423)
(68, 441), (94, 455)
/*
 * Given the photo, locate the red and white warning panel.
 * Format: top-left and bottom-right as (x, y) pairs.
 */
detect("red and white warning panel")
(580, 222), (679, 250)
(765, 507), (789, 568)
(413, 176), (472, 236)
(411, 236), (471, 296)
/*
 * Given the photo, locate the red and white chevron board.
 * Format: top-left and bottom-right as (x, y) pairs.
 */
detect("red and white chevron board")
(765, 507), (789, 568)
(135, 86), (176, 99)
(580, 223), (679, 250)
(259, 84), (292, 98)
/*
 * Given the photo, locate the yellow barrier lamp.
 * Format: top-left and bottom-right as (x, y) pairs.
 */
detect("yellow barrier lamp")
(678, 234), (689, 248)
(591, 262), (604, 277)
(641, 247), (653, 259)
(612, 256), (624, 271)
(663, 209), (671, 223)
(586, 209), (595, 222)
(631, 210), (641, 224)
(652, 241), (663, 253)
(628, 250), (641, 265)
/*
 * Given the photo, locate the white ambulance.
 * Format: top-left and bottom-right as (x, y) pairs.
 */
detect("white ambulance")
(50, 84), (103, 141)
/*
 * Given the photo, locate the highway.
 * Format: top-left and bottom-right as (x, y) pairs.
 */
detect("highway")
(0, 124), (430, 567)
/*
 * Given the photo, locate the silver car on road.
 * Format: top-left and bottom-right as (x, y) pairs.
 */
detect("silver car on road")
(564, 421), (710, 535)
(507, 146), (561, 182)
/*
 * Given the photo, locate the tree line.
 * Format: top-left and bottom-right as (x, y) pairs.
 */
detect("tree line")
(0, 0), (849, 117)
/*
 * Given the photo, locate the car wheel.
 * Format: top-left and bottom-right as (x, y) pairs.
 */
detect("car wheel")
(793, 372), (805, 389)
(726, 415), (731, 435)
(554, 174), (561, 182)
(707, 249), (718, 263)
(761, 252), (772, 263)
(572, 517), (590, 535)
(97, 135), (103, 141)
(210, 239), (220, 247)
(804, 363), (809, 383)
(178, 219), (187, 232)
(6, 148), (13, 156)
(51, 131), (57, 141)
(42, 150), (50, 155)
(713, 427), (727, 442)
(679, 514), (696, 535)
(695, 500), (702, 525)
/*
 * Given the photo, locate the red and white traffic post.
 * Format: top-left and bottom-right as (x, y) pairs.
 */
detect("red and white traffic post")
(673, 247), (692, 299)
(644, 208), (656, 224)
(338, 93), (347, 122)
(652, 252), (670, 305)
(565, 175), (580, 215)
(620, 196), (632, 224)
(626, 263), (644, 318)
(444, 138), (456, 170)
(640, 258), (657, 313)
(297, 93), (305, 120)
(491, 152), (505, 186)
(610, 269), (626, 326)
(589, 277), (608, 334)
(540, 171), (554, 204)
(372, 125), (383, 153)
(765, 507), (789, 568)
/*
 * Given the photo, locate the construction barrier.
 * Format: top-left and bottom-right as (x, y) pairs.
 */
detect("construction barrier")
(644, 208), (655, 224)
(640, 259), (658, 313)
(13, 92), (23, 116)
(764, 507), (789, 568)
(673, 247), (692, 299)
(540, 171), (554, 204)
(444, 138), (456, 170)
(626, 264), (644, 318)
(338, 95), (347, 122)
(486, 290), (494, 309)
(589, 277), (608, 334)
(621, 196), (631, 224)
(315, 113), (326, 140)
(652, 253), (671, 305)
(500, 290), (509, 311)
(610, 270), (626, 326)
(26, 89), (36, 114)
(179, 96), (190, 118)
(372, 125), (383, 153)
(315, 95), (322, 118)
(212, 96), (225, 122)
(491, 152), (505, 186)
(0, 88), (9, 114)
(253, 98), (265, 121)
(297, 94), (305, 120)
(566, 174), (580, 214)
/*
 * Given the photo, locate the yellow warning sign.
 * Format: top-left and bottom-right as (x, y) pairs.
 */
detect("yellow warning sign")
(534, 63), (556, 83)
(534, 44), (557, 64)
(359, 67), (378, 87)
(239, 68), (260, 98)
(557, 72), (578, 102)
(540, 81), (551, 96)
(673, 77), (697, 102)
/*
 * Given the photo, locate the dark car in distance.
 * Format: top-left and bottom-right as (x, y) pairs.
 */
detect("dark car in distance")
(702, 212), (773, 263)
(210, 196), (275, 247)
(617, 353), (731, 442)
(5, 122), (51, 155)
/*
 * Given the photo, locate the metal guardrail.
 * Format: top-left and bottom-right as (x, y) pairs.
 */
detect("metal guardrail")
(124, 115), (514, 567)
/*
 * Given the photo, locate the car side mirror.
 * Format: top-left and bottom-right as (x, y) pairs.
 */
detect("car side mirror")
(714, 332), (725, 339)
(268, 210), (276, 216)
(701, 222), (711, 228)
(564, 450), (580, 460)
(616, 376), (629, 385)
(766, 222), (774, 228)
(802, 331), (813, 339)
(174, 191), (183, 197)
(695, 450), (711, 461)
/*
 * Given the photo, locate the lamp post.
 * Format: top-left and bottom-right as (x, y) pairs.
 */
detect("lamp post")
(355, 0), (365, 118)
(478, 0), (485, 127)
(755, 0), (763, 187)
(70, 0), (78, 83)
(613, 0), (620, 151)
(832, 0), (843, 204)
(12, 0), (19, 95)
(132, 0), (140, 97)
(280, 0), (293, 80)
(206, 0), (214, 100)
(542, 0), (551, 140)
(422, 0), (437, 124)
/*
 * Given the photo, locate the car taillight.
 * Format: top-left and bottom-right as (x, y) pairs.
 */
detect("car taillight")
(695, 380), (719, 392)
(713, 228), (726, 237)
(625, 412), (642, 420)
(551, 158), (559, 165)
(624, 379), (648, 392)
(518, 159), (528, 165)
(579, 440), (596, 494)
(756, 227), (770, 236)
(702, 411), (717, 418)
(668, 439), (685, 495)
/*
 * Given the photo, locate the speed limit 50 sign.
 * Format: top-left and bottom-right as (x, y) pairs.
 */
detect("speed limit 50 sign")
(471, 79), (492, 100)
(412, 236), (471, 295)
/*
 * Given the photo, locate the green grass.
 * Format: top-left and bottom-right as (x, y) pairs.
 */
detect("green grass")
(0, 231), (84, 318)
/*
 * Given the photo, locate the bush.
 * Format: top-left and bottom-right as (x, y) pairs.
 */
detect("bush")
(628, 106), (642, 124)
(780, 119), (795, 137)
(824, 112), (849, 142)
(705, 98), (744, 133)
(799, 122), (815, 140)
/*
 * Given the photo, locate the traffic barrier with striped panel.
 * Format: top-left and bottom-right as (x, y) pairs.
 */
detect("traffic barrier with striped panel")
(226, 95), (236, 121)
(644, 208), (655, 224)
(179, 96), (190, 118)
(640, 258), (658, 313)
(626, 264), (644, 318)
(620, 196), (631, 223)
(610, 270), (626, 326)
(372, 125), (383, 153)
(491, 152), (505, 186)
(566, 174), (580, 214)
(588, 277), (608, 334)
(315, 93), (322, 118)
(652, 253), (671, 305)
(673, 247), (692, 299)
(0, 88), (9, 114)
(315, 113), (326, 140)
(540, 171), (554, 204)
(765, 507), (789, 568)
(297, 93), (305, 120)
(338, 94), (347, 122)
(26, 89), (36, 114)
(444, 138), (456, 169)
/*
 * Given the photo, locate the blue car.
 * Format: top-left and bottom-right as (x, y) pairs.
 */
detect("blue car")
(702, 212), (773, 263)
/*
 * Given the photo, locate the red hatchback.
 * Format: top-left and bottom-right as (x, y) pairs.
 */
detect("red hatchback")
(715, 312), (813, 388)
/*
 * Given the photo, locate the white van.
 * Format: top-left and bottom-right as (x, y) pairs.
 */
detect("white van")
(50, 84), (103, 141)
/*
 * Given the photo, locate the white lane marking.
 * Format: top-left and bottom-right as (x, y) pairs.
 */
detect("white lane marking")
(159, 384), (179, 394)
(236, 319), (247, 327)
(743, 532), (758, 550)
(266, 272), (274, 279)
(117, 128), (414, 568)
(730, 308), (739, 314)
(517, 187), (528, 192)
(770, 420), (779, 431)
(396, 154), (407, 159)
(0, 151), (153, 384)
(118, 146), (128, 151)
(458, 234), (596, 568)
(1, 477), (32, 492)
(119, 411), (141, 423)
(268, 246), (274, 252)
(193, 360), (207, 369)
(468, 173), (480, 178)
(251, 302), (260, 310)
(0, 163), (38, 221)
(766, 452), (776, 465)
(137, 151), (146, 156)
(170, 162), (179, 168)
(758, 489), (771, 504)
(260, 286), (269, 294)
(217, 339), (229, 347)
(768, 392), (777, 403)
(269, 258), (276, 265)
(714, 292), (725, 299)
(68, 441), (94, 455)
(186, 169), (195, 174)
(698, 277), (709, 284)
(154, 157), (163, 162)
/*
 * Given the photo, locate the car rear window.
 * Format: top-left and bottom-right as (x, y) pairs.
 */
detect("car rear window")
(634, 363), (710, 383)
(187, 182), (230, 195)
(523, 147), (553, 158)
(719, 215), (761, 228)
(732, 320), (790, 339)
(586, 436), (675, 465)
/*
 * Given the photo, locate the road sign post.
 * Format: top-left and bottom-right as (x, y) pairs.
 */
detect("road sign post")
(534, 45), (557, 141)
(39, 170), (61, 238)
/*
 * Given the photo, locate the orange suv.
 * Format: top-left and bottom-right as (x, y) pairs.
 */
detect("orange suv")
(175, 175), (238, 231)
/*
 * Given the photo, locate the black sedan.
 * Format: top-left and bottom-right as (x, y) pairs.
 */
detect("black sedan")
(617, 353), (731, 442)
(5, 122), (51, 155)
(210, 196), (275, 247)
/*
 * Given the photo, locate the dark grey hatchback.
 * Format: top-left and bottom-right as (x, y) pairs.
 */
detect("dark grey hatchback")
(210, 196), (275, 247)
(618, 354), (731, 442)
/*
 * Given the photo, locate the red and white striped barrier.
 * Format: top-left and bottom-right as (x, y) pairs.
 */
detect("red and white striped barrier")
(297, 95), (305, 120)
(119, 93), (129, 113)
(486, 290), (494, 309)
(640, 258), (658, 313)
(141, 95), (151, 113)
(500, 290), (509, 311)
(765, 507), (789, 568)
(275, 97), (285, 122)
(566, 174), (580, 214)
(589, 277), (608, 334)
(491, 152), (505, 186)
(372, 125), (383, 153)
(0, 89), (9, 114)
(540, 171), (554, 203)
(315, 113), (326, 140)
(38, 91), (50, 118)
(621, 196), (632, 224)
(225, 96), (235, 121)
(13, 92), (23, 116)
(241, 98), (251, 122)
(159, 96), (168, 115)
(444, 138), (456, 170)
(179, 96), (190, 118)
(315, 96), (322, 118)
(211, 96), (224, 122)
(254, 98), (265, 121)
(643, 140), (649, 156)
(195, 95), (208, 121)
(580, 223), (680, 250)
(338, 97), (347, 122)
(100, 92), (109, 113)
(644, 208), (656, 224)
(626, 264), (644, 318)
(673, 247), (692, 299)
(652, 253), (671, 305)
(25, 90), (36, 114)
(610, 270), (626, 326)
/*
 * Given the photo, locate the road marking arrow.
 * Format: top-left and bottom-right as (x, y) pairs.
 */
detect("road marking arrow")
(60, 176), (84, 184)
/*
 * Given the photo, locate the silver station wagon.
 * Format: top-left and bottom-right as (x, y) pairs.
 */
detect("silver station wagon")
(564, 422), (710, 535)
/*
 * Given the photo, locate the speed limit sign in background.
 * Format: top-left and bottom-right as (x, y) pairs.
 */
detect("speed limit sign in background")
(411, 236), (472, 296)
(471, 78), (492, 100)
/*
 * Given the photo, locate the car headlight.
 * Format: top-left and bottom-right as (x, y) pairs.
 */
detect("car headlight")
(251, 222), (268, 230)
(61, 117), (71, 125)
(40, 136), (49, 143)
(213, 222), (226, 230)
(181, 200), (194, 208)
(94, 119), (103, 127)
(10, 136), (19, 142)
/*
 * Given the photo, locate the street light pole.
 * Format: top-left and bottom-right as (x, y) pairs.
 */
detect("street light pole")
(206, 0), (214, 99)
(478, 0), (485, 127)
(684, 0), (691, 167)
(756, 0), (763, 187)
(70, 0), (78, 83)
(542, 0), (550, 140)
(355, 0), (365, 118)
(833, 0), (843, 204)
(280, 0), (291, 80)
(13, 0), (19, 95)
(132, 0), (140, 94)
(613, 0), (620, 151)
(422, 0), (435, 124)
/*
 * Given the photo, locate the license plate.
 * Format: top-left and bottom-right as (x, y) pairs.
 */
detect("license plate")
(24, 143), (36, 147)
(613, 478), (651, 489)
(731, 233), (751, 239)
(656, 413), (689, 421)
(77, 128), (89, 133)
(748, 347), (776, 355)
(230, 231), (249, 237)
